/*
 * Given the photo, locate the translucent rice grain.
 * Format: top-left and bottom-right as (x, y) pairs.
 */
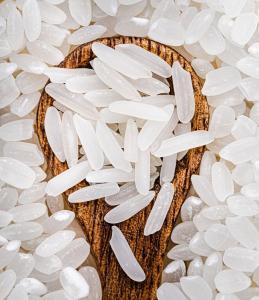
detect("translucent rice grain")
(172, 61), (195, 123)
(45, 161), (91, 196)
(0, 157), (35, 189)
(0, 75), (20, 109)
(0, 62), (17, 81)
(60, 267), (89, 298)
(93, 0), (118, 16)
(92, 58), (141, 100)
(66, 75), (107, 93)
(232, 163), (254, 186)
(44, 67), (94, 83)
(67, 25), (107, 45)
(45, 195), (64, 214)
(202, 67), (242, 96)
(38, 1), (66, 25)
(68, 183), (119, 203)
(130, 77), (170, 96)
(115, 17), (149, 37)
(185, 9), (215, 44)
(189, 232), (214, 256)
(105, 182), (138, 206)
(105, 191), (155, 224)
(3, 142), (44, 167)
(61, 111), (78, 168)
(138, 105), (174, 151)
(226, 216), (259, 249)
(209, 105), (235, 138)
(84, 89), (122, 107)
(115, 43), (171, 78)
(79, 266), (102, 300)
(0, 211), (12, 228)
(57, 238), (90, 269)
(237, 56), (259, 79)
(199, 26), (225, 55)
(34, 254), (62, 275)
(187, 257), (203, 277)
(191, 175), (218, 206)
(202, 205), (230, 220)
(124, 119), (139, 163)
(36, 230), (75, 257)
(157, 283), (187, 300)
(193, 213), (219, 232)
(68, 0), (91, 26)
(203, 253), (223, 289)
(153, 131), (214, 158)
(92, 42), (151, 80)
(10, 203), (47, 222)
(185, 43), (215, 62)
(250, 103), (259, 124)
(6, 285), (28, 300)
(42, 210), (74, 234)
(227, 195), (259, 217)
(0, 187), (18, 211)
(10, 54), (47, 74)
(0, 119), (33, 142)
(39, 23), (69, 47)
(7, 7), (24, 51)
(45, 83), (99, 120)
(15, 71), (48, 94)
(0, 222), (43, 241)
(96, 121), (132, 172)
(171, 221), (197, 245)
(0, 270), (16, 299)
(239, 77), (259, 102)
(100, 108), (130, 123)
(241, 182), (259, 199)
(86, 168), (134, 183)
(110, 226), (146, 281)
(167, 244), (197, 261)
(219, 137), (259, 164)
(109, 101), (171, 121)
(22, 0), (41, 41)
(73, 114), (103, 170)
(214, 269), (251, 294)
(11, 92), (40, 117)
(204, 224), (237, 251)
(199, 151), (216, 179)
(223, 0), (248, 17)
(144, 183), (174, 236)
(0, 16), (6, 36)
(231, 13), (258, 47)
(191, 59), (214, 79)
(18, 277), (47, 296)
(0, 35), (11, 58)
(180, 276), (213, 300)
(231, 115), (257, 139)
(135, 150), (150, 195)
(27, 40), (64, 65)
(148, 18), (185, 46)
(158, 154), (176, 184)
(218, 41), (246, 67)
(162, 260), (186, 283)
(142, 95), (175, 107)
(45, 107), (65, 162)
(211, 162), (234, 202)
(181, 196), (204, 222)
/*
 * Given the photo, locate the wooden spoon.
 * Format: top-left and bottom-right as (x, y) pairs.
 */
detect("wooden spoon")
(36, 36), (209, 300)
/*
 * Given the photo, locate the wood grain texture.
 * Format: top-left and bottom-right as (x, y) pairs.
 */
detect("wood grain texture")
(36, 36), (209, 300)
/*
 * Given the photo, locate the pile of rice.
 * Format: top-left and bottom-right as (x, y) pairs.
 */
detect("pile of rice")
(0, 0), (259, 299)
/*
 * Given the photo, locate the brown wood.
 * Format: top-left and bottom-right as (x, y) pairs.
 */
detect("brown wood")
(36, 36), (209, 300)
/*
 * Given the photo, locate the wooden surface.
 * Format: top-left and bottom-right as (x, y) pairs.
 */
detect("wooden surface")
(36, 36), (209, 300)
